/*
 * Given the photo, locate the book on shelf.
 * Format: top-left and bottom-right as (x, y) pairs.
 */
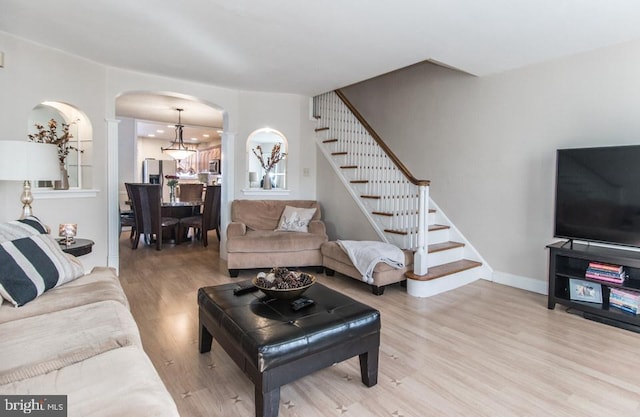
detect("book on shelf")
(588, 262), (624, 274)
(609, 288), (640, 315)
(610, 302), (639, 315)
(584, 272), (625, 284)
(585, 262), (625, 284)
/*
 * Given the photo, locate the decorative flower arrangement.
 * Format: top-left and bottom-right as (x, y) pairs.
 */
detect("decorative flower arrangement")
(165, 175), (179, 188)
(252, 143), (286, 172)
(165, 175), (179, 202)
(28, 118), (81, 165)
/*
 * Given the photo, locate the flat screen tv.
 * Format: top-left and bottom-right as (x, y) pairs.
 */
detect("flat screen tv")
(555, 145), (640, 247)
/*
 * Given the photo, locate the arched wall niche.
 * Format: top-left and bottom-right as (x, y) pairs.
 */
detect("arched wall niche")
(28, 101), (93, 189)
(246, 127), (288, 189)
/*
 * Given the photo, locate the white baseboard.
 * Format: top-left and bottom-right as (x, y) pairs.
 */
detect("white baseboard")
(488, 271), (547, 295)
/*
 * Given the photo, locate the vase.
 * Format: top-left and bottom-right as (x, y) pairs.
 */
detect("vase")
(169, 187), (176, 203)
(262, 172), (272, 190)
(54, 164), (69, 190)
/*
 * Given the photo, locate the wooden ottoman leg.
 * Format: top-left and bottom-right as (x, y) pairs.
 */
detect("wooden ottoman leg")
(359, 347), (379, 387)
(255, 383), (280, 417)
(199, 321), (213, 353)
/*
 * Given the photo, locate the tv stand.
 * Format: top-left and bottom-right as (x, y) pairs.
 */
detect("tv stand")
(547, 241), (640, 333)
(560, 239), (574, 249)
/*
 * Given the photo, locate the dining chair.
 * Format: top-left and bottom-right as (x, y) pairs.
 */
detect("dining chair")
(179, 185), (221, 247)
(125, 183), (180, 250)
(178, 183), (204, 202)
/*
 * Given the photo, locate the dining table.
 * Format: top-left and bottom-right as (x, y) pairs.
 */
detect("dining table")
(161, 200), (202, 219)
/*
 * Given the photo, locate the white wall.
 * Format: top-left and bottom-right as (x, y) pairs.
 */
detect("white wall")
(236, 91), (316, 200)
(0, 31), (108, 271)
(0, 32), (317, 271)
(332, 39), (640, 285)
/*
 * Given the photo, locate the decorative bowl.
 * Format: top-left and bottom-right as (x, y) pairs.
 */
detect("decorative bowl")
(252, 272), (316, 300)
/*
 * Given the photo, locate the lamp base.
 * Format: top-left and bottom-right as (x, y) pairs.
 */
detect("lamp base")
(20, 180), (34, 219)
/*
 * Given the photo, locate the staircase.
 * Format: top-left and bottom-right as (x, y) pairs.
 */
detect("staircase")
(313, 90), (490, 297)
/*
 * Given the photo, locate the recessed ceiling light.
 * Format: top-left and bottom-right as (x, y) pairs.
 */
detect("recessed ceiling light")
(190, 137), (198, 141)
(148, 134), (155, 137)
(156, 129), (164, 133)
(216, 129), (223, 133)
(167, 124), (174, 128)
(202, 134), (210, 138)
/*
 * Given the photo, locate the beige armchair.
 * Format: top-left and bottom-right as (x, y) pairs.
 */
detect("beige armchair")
(226, 200), (328, 276)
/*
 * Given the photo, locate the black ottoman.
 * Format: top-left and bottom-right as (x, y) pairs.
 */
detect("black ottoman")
(198, 281), (381, 417)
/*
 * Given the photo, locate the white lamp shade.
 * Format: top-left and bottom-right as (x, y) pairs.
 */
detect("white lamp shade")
(0, 141), (60, 181)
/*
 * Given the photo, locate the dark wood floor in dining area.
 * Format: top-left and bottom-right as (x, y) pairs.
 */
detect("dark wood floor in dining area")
(118, 233), (640, 417)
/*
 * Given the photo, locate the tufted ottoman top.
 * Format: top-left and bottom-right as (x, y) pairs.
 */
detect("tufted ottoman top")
(198, 282), (380, 372)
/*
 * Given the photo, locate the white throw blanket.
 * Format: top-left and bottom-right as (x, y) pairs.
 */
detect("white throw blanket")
(337, 240), (405, 284)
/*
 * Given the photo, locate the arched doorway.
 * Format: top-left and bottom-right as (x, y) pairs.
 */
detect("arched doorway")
(110, 91), (227, 270)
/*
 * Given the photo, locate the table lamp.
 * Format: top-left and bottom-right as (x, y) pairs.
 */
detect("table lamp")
(0, 141), (60, 218)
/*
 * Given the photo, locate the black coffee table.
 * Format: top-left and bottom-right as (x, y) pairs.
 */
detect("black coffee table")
(198, 281), (380, 417)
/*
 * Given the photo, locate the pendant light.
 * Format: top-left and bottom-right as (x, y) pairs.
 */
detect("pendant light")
(161, 108), (196, 160)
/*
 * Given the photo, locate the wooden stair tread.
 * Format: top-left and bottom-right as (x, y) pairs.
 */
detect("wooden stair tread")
(406, 260), (482, 281)
(332, 152), (348, 155)
(315, 127), (329, 132)
(429, 241), (464, 253)
(372, 209), (433, 216)
(384, 224), (449, 235)
(429, 224), (449, 232)
(384, 229), (408, 235)
(340, 165), (358, 169)
(361, 195), (381, 199)
(323, 138), (338, 143)
(351, 180), (369, 184)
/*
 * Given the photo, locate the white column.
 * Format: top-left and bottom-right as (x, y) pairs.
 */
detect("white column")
(413, 184), (429, 276)
(106, 118), (121, 274)
(219, 131), (235, 260)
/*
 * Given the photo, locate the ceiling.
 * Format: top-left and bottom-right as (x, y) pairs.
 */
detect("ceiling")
(4, 1), (640, 97)
(116, 92), (223, 144)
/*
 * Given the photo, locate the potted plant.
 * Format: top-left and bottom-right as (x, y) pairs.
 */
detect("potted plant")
(28, 118), (80, 190)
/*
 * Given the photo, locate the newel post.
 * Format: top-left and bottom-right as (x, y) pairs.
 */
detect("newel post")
(413, 183), (429, 275)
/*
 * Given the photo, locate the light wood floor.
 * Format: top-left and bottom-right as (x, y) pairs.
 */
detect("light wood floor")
(119, 233), (640, 417)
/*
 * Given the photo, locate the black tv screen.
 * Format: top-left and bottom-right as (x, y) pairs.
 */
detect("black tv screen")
(555, 145), (640, 247)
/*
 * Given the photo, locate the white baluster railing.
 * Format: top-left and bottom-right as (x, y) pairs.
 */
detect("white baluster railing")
(314, 91), (430, 273)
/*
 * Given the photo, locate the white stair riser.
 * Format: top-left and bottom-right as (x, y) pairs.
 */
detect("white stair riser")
(406, 267), (481, 298)
(428, 228), (450, 244)
(428, 247), (464, 267)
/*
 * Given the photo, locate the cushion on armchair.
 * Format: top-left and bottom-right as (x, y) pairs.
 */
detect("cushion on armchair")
(275, 206), (317, 232)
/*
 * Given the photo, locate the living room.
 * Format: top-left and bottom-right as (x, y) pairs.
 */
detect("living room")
(3, 2), (640, 416)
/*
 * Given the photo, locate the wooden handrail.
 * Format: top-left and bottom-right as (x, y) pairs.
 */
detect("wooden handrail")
(335, 89), (430, 187)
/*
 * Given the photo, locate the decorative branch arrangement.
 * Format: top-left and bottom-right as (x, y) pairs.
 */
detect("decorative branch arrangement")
(28, 118), (82, 165)
(252, 143), (286, 172)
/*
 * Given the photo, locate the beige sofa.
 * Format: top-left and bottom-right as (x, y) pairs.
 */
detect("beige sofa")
(0, 267), (179, 417)
(226, 200), (328, 276)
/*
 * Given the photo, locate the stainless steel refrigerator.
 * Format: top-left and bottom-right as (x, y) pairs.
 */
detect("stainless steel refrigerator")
(142, 159), (177, 202)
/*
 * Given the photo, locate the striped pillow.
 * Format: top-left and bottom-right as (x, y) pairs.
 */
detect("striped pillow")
(0, 234), (85, 307)
(0, 216), (49, 243)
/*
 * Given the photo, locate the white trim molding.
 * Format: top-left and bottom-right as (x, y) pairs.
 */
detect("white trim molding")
(33, 189), (100, 199)
(489, 271), (547, 295)
(241, 188), (291, 196)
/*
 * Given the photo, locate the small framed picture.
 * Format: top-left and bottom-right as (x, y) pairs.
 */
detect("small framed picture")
(209, 159), (221, 175)
(569, 278), (603, 303)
